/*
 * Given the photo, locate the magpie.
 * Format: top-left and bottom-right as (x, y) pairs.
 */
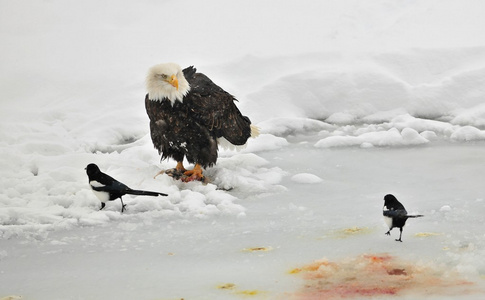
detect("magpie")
(383, 194), (423, 242)
(85, 163), (168, 213)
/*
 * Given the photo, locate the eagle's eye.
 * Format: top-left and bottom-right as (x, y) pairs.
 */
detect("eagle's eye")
(159, 74), (168, 79)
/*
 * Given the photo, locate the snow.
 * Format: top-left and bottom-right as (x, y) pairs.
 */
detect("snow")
(1, 0), (485, 299)
(315, 127), (430, 148)
(291, 173), (323, 184)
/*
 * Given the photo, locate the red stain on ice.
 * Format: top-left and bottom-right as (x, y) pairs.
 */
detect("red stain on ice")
(290, 253), (478, 299)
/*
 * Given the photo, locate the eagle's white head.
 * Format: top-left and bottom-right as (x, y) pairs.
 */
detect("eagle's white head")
(146, 63), (190, 103)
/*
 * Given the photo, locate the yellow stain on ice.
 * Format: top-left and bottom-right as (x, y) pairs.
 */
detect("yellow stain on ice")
(242, 246), (273, 252)
(217, 283), (265, 297)
(0, 296), (23, 300)
(415, 232), (442, 237)
(235, 290), (263, 296)
(288, 259), (334, 275)
(342, 226), (369, 234)
(217, 283), (236, 290)
(329, 226), (372, 239)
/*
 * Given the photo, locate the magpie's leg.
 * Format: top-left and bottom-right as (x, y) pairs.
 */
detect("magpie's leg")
(99, 202), (106, 211)
(395, 228), (403, 242)
(385, 229), (391, 236)
(120, 197), (126, 213)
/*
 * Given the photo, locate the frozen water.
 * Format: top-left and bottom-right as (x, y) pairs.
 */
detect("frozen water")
(2, 142), (485, 299)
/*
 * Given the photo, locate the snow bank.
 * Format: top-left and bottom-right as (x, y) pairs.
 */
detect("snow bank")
(207, 153), (287, 193)
(311, 114), (485, 148)
(229, 46), (485, 150)
(450, 126), (485, 142)
(257, 118), (335, 137)
(315, 128), (428, 148)
(291, 173), (323, 184)
(256, 113), (485, 149)
(0, 138), (287, 239)
(243, 47), (485, 125)
(241, 134), (289, 153)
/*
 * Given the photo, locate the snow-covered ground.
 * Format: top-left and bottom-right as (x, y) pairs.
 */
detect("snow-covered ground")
(1, 0), (485, 299)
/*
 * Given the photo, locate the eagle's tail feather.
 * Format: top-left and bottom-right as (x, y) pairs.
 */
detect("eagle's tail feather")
(250, 124), (260, 138)
(250, 124), (259, 138)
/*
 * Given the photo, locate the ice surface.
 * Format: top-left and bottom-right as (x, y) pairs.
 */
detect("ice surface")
(1, 0), (485, 299)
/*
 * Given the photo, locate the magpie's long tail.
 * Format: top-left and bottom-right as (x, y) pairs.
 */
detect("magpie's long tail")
(407, 214), (424, 218)
(126, 189), (168, 197)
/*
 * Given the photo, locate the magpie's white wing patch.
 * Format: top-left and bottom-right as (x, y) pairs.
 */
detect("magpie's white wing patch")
(383, 215), (393, 229)
(383, 206), (393, 229)
(89, 180), (109, 203)
(89, 180), (105, 188)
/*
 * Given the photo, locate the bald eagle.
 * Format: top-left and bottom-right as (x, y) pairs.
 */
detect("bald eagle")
(145, 63), (259, 181)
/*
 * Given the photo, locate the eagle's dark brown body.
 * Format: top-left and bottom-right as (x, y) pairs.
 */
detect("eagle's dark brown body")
(145, 66), (253, 168)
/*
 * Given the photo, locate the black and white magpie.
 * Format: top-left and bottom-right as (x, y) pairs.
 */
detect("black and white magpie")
(383, 194), (423, 242)
(85, 163), (168, 213)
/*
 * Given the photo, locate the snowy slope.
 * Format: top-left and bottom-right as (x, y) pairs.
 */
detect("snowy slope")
(1, 0), (485, 299)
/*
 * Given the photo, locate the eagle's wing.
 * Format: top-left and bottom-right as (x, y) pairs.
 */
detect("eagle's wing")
(183, 67), (252, 145)
(145, 94), (166, 154)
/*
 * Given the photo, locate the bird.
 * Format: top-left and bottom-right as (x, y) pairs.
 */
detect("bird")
(145, 63), (259, 182)
(383, 194), (423, 242)
(85, 163), (168, 213)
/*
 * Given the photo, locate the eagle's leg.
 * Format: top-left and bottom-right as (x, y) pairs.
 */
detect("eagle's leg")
(176, 161), (187, 172)
(183, 164), (204, 182)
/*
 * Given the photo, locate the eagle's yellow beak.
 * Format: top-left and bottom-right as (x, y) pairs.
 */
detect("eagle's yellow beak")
(168, 74), (179, 90)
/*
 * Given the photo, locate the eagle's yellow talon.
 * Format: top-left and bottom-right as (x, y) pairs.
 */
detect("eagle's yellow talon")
(183, 164), (204, 181)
